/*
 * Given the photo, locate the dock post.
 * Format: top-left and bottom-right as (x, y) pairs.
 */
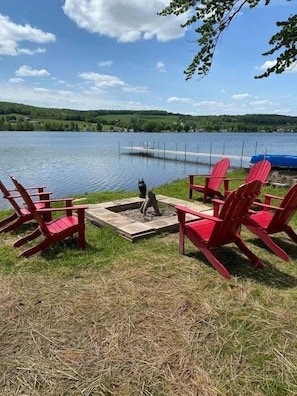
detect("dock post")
(240, 141), (245, 168)
(184, 143), (187, 162)
(209, 142), (213, 166)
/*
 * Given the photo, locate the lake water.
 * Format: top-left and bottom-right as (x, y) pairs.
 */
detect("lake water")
(0, 131), (296, 210)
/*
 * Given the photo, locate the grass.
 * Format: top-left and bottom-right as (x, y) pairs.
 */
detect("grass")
(1, 170), (297, 395)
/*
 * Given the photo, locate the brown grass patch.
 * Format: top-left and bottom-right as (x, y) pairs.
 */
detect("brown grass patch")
(1, 228), (297, 395)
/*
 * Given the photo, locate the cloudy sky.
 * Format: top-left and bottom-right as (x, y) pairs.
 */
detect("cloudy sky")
(0, 0), (296, 115)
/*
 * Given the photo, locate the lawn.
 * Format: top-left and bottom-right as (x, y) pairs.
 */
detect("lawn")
(1, 172), (297, 395)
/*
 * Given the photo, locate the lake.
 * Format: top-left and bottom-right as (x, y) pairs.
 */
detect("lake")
(0, 131), (296, 210)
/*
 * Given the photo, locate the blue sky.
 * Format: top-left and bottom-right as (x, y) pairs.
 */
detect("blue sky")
(0, 0), (296, 115)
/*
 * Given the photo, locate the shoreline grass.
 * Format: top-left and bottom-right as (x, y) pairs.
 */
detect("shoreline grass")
(1, 171), (297, 395)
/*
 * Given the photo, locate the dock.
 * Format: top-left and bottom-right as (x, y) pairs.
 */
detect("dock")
(120, 145), (251, 168)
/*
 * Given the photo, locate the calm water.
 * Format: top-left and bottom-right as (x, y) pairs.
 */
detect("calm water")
(0, 131), (296, 210)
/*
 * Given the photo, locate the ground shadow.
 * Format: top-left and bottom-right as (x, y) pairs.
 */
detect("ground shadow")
(246, 235), (297, 261)
(188, 246), (297, 289)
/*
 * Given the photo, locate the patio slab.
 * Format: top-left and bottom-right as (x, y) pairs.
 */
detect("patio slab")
(86, 194), (212, 242)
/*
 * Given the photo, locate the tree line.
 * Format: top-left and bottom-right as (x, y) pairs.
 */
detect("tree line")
(0, 101), (296, 132)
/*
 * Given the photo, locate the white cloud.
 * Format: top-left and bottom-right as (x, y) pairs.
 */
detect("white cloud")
(98, 60), (113, 67)
(255, 60), (297, 73)
(285, 61), (297, 73)
(34, 88), (49, 94)
(78, 72), (125, 88)
(156, 61), (166, 72)
(57, 90), (74, 96)
(18, 48), (46, 55)
(8, 77), (24, 83)
(0, 14), (55, 56)
(15, 65), (50, 77)
(193, 100), (226, 108)
(167, 96), (192, 103)
(63, 0), (188, 42)
(123, 85), (148, 93)
(249, 100), (270, 105)
(232, 93), (250, 100)
(255, 60), (277, 71)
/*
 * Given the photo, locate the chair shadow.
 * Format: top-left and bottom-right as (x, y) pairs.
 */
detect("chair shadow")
(246, 235), (297, 261)
(10, 226), (95, 261)
(10, 222), (37, 235)
(39, 238), (97, 261)
(188, 246), (297, 289)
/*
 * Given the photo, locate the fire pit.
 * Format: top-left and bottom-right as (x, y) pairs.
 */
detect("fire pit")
(86, 195), (211, 242)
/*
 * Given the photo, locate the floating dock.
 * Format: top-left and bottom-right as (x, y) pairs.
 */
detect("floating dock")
(120, 145), (251, 168)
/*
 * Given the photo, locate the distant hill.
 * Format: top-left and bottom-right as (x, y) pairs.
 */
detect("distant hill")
(0, 101), (296, 132)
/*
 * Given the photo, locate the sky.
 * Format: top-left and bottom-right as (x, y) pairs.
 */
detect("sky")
(0, 0), (296, 116)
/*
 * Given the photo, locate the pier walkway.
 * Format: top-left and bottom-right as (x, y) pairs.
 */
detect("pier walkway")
(121, 146), (251, 168)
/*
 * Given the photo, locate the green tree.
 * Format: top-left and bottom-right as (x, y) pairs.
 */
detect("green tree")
(159, 0), (296, 80)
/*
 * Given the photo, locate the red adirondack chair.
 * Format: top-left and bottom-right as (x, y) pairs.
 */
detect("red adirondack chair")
(189, 158), (230, 203)
(176, 180), (263, 279)
(243, 183), (297, 261)
(0, 179), (52, 233)
(223, 159), (271, 197)
(11, 176), (88, 257)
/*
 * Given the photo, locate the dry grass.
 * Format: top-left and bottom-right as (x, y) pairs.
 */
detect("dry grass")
(1, 225), (297, 395)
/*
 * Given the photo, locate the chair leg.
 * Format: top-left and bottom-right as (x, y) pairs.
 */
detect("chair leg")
(78, 228), (86, 249)
(235, 238), (264, 268)
(20, 238), (52, 257)
(199, 246), (232, 279)
(189, 188), (193, 199)
(0, 213), (18, 231)
(178, 227), (185, 255)
(14, 228), (41, 248)
(246, 226), (290, 261)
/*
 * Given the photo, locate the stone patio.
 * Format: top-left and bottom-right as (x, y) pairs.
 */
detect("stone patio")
(86, 194), (212, 242)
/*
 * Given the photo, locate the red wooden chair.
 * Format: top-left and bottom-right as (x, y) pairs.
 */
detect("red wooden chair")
(243, 183), (297, 261)
(176, 180), (263, 279)
(0, 179), (52, 233)
(189, 158), (230, 203)
(11, 176), (88, 257)
(223, 159), (271, 197)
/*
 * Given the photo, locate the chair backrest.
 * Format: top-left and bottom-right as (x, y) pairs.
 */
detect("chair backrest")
(208, 158), (230, 190)
(246, 160), (271, 184)
(0, 180), (22, 215)
(210, 180), (262, 244)
(10, 176), (50, 236)
(269, 184), (297, 229)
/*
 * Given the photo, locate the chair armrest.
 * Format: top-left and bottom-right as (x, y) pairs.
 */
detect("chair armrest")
(189, 174), (211, 185)
(223, 177), (245, 191)
(224, 177), (245, 181)
(263, 193), (283, 205)
(212, 198), (224, 216)
(36, 198), (75, 204)
(175, 205), (222, 222)
(189, 174), (211, 178)
(252, 202), (284, 212)
(37, 205), (88, 212)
